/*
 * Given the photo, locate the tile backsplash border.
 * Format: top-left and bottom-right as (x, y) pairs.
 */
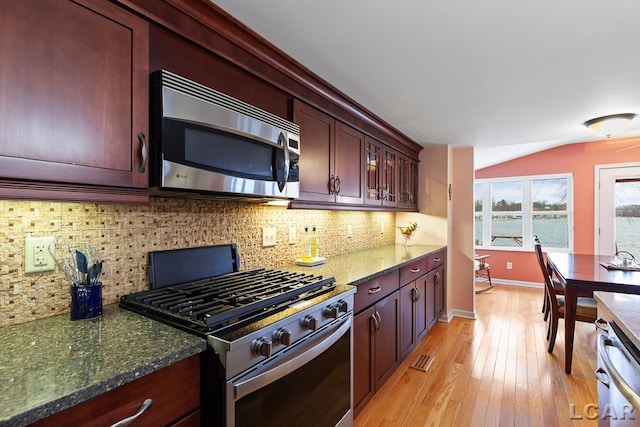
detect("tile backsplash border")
(0, 197), (395, 326)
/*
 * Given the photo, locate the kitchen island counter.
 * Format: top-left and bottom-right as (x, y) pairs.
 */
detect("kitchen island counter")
(0, 304), (206, 426)
(285, 243), (446, 286)
(594, 291), (640, 350)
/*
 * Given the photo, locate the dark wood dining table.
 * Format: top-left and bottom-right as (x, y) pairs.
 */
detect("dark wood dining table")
(546, 252), (640, 374)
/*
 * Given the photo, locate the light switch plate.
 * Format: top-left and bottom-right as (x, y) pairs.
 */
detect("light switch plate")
(262, 227), (277, 247)
(25, 236), (55, 273)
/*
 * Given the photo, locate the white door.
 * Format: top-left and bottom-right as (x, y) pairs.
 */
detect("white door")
(596, 164), (640, 256)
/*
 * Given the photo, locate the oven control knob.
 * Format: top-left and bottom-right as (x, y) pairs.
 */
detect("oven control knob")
(251, 337), (272, 357)
(272, 328), (292, 346)
(301, 315), (318, 331)
(336, 300), (348, 313)
(323, 305), (339, 319)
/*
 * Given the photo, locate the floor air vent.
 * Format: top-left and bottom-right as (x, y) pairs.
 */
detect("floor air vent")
(410, 354), (434, 372)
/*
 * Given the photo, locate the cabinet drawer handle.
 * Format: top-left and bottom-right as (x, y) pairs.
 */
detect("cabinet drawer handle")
(110, 398), (153, 427)
(329, 175), (336, 194)
(370, 312), (380, 332)
(432, 257), (441, 263)
(368, 285), (382, 295)
(411, 286), (420, 302)
(137, 132), (148, 173)
(410, 268), (420, 273)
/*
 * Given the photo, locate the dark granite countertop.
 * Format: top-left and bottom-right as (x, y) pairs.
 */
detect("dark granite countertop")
(0, 304), (207, 426)
(1, 243), (445, 426)
(285, 244), (446, 286)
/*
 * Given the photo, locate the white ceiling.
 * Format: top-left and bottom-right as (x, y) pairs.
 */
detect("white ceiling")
(211, 0), (640, 169)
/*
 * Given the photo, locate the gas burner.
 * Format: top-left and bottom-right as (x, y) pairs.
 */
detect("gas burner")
(120, 268), (336, 335)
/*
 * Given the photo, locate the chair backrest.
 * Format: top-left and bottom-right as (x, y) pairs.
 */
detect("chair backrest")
(534, 237), (558, 308)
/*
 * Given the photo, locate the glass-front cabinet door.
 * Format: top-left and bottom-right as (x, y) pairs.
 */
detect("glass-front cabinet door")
(365, 136), (382, 205)
(382, 147), (397, 207)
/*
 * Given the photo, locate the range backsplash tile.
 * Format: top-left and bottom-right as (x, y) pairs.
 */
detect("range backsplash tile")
(0, 197), (395, 326)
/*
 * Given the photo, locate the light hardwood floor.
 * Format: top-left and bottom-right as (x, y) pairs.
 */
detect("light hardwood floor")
(354, 285), (599, 427)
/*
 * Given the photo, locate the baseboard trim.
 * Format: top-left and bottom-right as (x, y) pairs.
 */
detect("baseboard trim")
(489, 278), (542, 288)
(442, 309), (477, 321)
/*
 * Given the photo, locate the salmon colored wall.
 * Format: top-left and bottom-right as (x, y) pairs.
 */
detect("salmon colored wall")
(475, 136), (640, 284)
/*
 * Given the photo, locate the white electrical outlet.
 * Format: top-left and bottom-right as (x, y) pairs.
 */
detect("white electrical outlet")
(347, 225), (353, 238)
(262, 227), (277, 247)
(380, 223), (385, 234)
(506, 262), (513, 270)
(25, 236), (55, 273)
(289, 226), (296, 244)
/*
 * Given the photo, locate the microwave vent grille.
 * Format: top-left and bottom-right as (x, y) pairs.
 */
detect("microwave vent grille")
(160, 70), (299, 136)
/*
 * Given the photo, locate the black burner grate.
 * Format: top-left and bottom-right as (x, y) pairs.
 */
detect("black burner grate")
(120, 269), (335, 334)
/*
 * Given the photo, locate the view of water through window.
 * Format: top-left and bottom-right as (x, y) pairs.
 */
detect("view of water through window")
(475, 176), (570, 249)
(615, 179), (640, 257)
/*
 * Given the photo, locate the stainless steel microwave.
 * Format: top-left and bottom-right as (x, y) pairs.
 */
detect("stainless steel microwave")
(150, 70), (300, 200)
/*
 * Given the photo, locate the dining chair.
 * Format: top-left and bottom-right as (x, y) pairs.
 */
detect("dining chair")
(474, 254), (493, 293)
(534, 240), (597, 352)
(533, 236), (564, 321)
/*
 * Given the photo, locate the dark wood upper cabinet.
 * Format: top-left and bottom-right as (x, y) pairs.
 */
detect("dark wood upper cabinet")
(0, 0), (149, 202)
(398, 153), (419, 210)
(293, 100), (334, 203)
(365, 136), (399, 208)
(333, 122), (365, 205)
(293, 100), (365, 206)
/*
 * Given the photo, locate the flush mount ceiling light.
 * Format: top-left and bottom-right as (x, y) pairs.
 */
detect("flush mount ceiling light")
(584, 113), (636, 138)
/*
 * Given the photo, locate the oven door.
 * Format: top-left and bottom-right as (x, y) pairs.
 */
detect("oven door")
(597, 322), (640, 426)
(226, 315), (353, 427)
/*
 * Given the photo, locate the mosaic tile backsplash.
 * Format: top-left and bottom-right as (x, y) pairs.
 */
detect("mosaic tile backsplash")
(0, 197), (395, 326)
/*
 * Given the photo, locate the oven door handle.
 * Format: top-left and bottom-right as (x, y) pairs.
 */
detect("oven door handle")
(597, 333), (640, 410)
(232, 316), (351, 400)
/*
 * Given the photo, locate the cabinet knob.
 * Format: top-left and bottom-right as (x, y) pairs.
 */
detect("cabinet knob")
(334, 175), (341, 194)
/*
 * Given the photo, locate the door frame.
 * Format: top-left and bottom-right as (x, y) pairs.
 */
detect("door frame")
(594, 162), (640, 255)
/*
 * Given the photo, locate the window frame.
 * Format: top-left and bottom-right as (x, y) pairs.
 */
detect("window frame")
(475, 173), (574, 252)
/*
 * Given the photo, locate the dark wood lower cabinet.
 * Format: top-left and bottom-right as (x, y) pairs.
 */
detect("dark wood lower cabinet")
(32, 355), (201, 427)
(353, 305), (375, 414)
(354, 249), (446, 417)
(353, 290), (400, 416)
(427, 264), (446, 330)
(400, 273), (428, 360)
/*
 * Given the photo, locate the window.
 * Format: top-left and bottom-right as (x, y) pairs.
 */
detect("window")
(475, 174), (573, 250)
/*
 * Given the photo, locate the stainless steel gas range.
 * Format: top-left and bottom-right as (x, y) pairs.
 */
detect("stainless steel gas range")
(120, 244), (356, 427)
